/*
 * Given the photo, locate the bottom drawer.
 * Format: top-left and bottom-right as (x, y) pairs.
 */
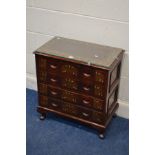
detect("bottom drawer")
(39, 94), (105, 124)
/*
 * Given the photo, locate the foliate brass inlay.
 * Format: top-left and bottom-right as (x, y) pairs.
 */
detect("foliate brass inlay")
(62, 78), (78, 90)
(61, 64), (78, 76)
(95, 71), (104, 83)
(62, 102), (77, 115)
(93, 111), (103, 123)
(94, 85), (104, 97)
(61, 90), (77, 103)
(38, 83), (47, 94)
(40, 95), (48, 106)
(38, 58), (46, 70)
(93, 99), (103, 110)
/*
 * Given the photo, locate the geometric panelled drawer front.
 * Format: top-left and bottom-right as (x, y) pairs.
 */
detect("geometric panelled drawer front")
(39, 94), (105, 124)
(34, 36), (124, 138)
(38, 83), (105, 111)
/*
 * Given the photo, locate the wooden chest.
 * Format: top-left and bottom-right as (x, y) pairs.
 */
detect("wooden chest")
(34, 37), (124, 139)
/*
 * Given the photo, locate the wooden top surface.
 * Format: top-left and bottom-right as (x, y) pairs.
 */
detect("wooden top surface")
(35, 36), (124, 68)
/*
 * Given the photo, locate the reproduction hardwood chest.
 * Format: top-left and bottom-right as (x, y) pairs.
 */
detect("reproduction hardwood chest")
(34, 36), (124, 139)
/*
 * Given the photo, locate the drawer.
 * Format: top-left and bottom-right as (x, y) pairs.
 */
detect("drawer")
(62, 101), (105, 124)
(39, 94), (105, 124)
(38, 83), (105, 110)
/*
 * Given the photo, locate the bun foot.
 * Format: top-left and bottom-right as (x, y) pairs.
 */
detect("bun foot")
(40, 114), (46, 120)
(99, 134), (105, 139)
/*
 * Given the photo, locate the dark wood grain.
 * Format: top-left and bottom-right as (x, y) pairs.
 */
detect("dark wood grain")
(34, 39), (124, 139)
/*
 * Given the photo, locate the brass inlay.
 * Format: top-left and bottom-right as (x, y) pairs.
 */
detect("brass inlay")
(62, 102), (77, 115)
(93, 99), (103, 110)
(95, 71), (104, 83)
(62, 78), (78, 90)
(61, 64), (78, 76)
(94, 85), (104, 97)
(61, 90), (77, 103)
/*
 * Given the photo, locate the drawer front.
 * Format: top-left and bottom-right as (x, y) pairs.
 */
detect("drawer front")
(38, 83), (105, 111)
(36, 55), (107, 98)
(38, 94), (105, 124)
(63, 100), (105, 124)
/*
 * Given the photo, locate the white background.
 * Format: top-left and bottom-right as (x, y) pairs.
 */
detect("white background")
(0, 0), (155, 155)
(26, 0), (129, 118)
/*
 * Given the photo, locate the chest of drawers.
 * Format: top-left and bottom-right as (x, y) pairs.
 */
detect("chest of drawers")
(34, 37), (124, 139)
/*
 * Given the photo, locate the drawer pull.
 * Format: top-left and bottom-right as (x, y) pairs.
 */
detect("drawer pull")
(83, 87), (90, 91)
(51, 103), (58, 107)
(82, 112), (89, 117)
(83, 73), (91, 77)
(50, 91), (58, 95)
(50, 78), (57, 82)
(50, 64), (57, 69)
(83, 100), (90, 104)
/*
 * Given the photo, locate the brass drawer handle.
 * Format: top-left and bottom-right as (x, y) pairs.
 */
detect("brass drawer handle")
(50, 64), (57, 69)
(50, 91), (58, 95)
(51, 102), (58, 107)
(50, 78), (57, 82)
(83, 87), (90, 91)
(83, 73), (91, 77)
(82, 112), (89, 117)
(83, 100), (90, 104)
